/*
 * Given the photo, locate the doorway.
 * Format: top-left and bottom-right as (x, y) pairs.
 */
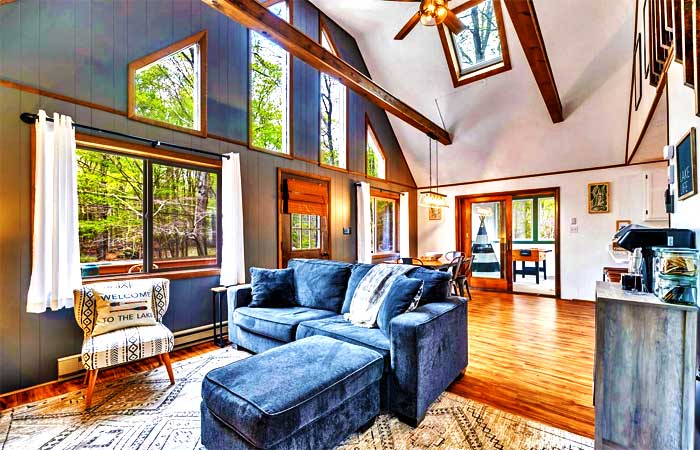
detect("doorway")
(456, 188), (560, 297)
(278, 169), (331, 268)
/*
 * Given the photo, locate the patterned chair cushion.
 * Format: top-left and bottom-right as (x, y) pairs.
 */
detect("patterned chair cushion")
(74, 279), (170, 336)
(81, 323), (174, 370)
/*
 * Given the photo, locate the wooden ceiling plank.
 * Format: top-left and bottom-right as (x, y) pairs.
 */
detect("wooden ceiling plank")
(202, 0), (452, 145)
(502, 0), (564, 123)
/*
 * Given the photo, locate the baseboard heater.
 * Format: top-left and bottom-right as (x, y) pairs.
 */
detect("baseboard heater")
(57, 322), (228, 378)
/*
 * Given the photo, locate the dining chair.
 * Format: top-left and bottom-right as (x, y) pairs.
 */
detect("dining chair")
(444, 251), (464, 262)
(455, 255), (474, 300)
(444, 255), (465, 296)
(397, 257), (424, 266)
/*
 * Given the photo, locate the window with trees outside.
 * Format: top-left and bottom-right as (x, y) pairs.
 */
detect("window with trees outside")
(370, 195), (397, 255)
(439, 0), (510, 86)
(250, 1), (290, 153)
(76, 145), (220, 278)
(366, 122), (386, 179)
(319, 28), (347, 169)
(129, 31), (206, 134)
(291, 214), (321, 250)
(512, 196), (555, 243)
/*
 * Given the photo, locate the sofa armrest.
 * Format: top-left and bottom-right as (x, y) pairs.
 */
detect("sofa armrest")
(389, 296), (468, 424)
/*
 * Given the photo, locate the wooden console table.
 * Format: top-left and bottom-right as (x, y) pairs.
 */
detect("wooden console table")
(594, 282), (697, 450)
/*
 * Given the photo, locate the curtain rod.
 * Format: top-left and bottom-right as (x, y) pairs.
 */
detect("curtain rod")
(19, 112), (230, 160)
(353, 182), (404, 196)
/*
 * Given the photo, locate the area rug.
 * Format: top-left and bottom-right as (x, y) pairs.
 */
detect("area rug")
(0, 346), (593, 450)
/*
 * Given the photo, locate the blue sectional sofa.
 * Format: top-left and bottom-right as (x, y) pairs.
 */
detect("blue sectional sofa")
(227, 259), (469, 426)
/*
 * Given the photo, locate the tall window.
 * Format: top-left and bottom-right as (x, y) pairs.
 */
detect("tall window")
(319, 28), (347, 168)
(366, 122), (386, 179)
(250, 2), (290, 153)
(129, 31), (207, 134)
(76, 143), (220, 278)
(370, 196), (397, 255)
(512, 196), (555, 243)
(439, 0), (510, 86)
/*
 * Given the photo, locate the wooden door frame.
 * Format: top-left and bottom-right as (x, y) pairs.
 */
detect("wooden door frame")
(455, 187), (561, 298)
(277, 168), (332, 268)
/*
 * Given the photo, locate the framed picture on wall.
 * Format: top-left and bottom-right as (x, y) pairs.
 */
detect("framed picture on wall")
(588, 182), (611, 213)
(616, 220), (631, 232)
(676, 128), (697, 201)
(429, 207), (442, 221)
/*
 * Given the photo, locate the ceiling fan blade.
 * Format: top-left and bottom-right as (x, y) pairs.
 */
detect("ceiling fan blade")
(443, 9), (466, 35)
(394, 11), (422, 40)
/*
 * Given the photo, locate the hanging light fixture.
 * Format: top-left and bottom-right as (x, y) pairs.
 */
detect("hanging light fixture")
(419, 0), (449, 27)
(419, 135), (449, 209)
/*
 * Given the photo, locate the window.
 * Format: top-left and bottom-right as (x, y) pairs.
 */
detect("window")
(366, 122), (386, 179)
(291, 214), (321, 250)
(128, 31), (207, 135)
(438, 0), (510, 87)
(250, 2), (290, 153)
(512, 195), (555, 243)
(76, 141), (220, 278)
(370, 195), (398, 255)
(319, 27), (347, 169)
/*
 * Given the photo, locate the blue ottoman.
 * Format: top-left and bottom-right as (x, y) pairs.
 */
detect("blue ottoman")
(201, 335), (383, 450)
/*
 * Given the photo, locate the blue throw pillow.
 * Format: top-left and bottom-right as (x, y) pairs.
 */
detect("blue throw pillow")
(377, 276), (424, 336)
(407, 267), (451, 305)
(249, 267), (295, 308)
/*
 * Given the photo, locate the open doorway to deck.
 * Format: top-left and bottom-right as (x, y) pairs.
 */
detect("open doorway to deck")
(456, 188), (560, 297)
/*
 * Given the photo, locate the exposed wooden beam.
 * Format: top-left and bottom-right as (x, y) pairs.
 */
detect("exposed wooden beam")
(503, 0), (564, 123)
(201, 0), (452, 145)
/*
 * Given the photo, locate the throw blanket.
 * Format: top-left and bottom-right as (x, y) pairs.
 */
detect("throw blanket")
(345, 264), (414, 328)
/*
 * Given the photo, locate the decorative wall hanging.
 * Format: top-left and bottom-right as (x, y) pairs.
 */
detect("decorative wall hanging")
(588, 182), (611, 213)
(676, 127), (697, 201)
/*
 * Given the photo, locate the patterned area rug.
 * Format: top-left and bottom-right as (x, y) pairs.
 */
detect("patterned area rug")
(0, 347), (593, 450)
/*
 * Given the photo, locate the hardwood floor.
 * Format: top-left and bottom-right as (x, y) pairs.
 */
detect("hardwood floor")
(449, 290), (596, 438)
(1, 291), (596, 439)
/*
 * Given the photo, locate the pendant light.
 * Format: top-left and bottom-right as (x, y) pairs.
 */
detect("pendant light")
(419, 135), (449, 209)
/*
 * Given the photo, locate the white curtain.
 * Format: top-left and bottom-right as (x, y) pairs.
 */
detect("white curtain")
(26, 110), (81, 313)
(400, 192), (410, 257)
(356, 182), (372, 263)
(220, 153), (246, 286)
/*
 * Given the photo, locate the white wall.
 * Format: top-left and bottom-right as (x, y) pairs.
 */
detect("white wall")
(418, 162), (668, 300)
(668, 62), (700, 240)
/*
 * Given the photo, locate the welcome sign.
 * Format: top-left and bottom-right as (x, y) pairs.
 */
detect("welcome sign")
(676, 128), (697, 201)
(91, 280), (158, 336)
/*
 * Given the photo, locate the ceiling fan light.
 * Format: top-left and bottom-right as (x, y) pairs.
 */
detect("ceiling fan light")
(420, 13), (436, 26)
(434, 6), (448, 24)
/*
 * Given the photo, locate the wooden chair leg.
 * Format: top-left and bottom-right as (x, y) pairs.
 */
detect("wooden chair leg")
(158, 354), (164, 366)
(85, 369), (99, 409)
(82, 370), (89, 386)
(162, 353), (175, 385)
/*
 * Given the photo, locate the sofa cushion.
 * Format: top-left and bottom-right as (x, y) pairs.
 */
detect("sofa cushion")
(341, 263), (374, 314)
(201, 335), (383, 449)
(407, 267), (451, 304)
(233, 306), (337, 343)
(288, 259), (352, 312)
(377, 276), (423, 336)
(249, 267), (295, 308)
(297, 316), (391, 370)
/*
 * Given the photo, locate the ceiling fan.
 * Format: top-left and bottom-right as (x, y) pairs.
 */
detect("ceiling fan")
(389, 0), (467, 40)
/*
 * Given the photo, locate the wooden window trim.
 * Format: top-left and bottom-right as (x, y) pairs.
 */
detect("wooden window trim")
(437, 0), (512, 88)
(370, 189), (400, 256)
(127, 30), (208, 137)
(318, 20), (349, 170)
(365, 115), (388, 180)
(511, 194), (556, 244)
(82, 268), (221, 285)
(248, 0), (294, 157)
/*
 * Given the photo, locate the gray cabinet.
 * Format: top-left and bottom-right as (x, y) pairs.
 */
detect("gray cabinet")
(595, 282), (697, 450)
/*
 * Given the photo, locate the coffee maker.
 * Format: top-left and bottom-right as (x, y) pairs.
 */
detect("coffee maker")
(615, 224), (696, 293)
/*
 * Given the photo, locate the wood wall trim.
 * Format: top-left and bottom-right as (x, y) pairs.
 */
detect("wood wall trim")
(1, 78), (416, 188)
(502, 0), (564, 123)
(201, 0), (453, 145)
(417, 159), (667, 190)
(127, 30), (208, 137)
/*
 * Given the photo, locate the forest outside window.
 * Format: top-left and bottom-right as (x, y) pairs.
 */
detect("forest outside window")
(438, 0), (510, 87)
(370, 195), (398, 256)
(319, 27), (347, 169)
(76, 144), (220, 279)
(291, 214), (321, 250)
(512, 196), (555, 244)
(366, 122), (386, 179)
(250, 1), (290, 154)
(128, 31), (207, 135)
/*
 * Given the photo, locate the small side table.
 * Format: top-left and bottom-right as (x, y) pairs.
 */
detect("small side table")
(211, 286), (228, 348)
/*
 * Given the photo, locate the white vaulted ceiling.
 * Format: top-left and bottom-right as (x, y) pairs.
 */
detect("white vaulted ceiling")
(309, 0), (637, 186)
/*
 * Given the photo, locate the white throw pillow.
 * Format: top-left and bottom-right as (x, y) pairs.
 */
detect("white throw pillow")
(91, 280), (158, 336)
